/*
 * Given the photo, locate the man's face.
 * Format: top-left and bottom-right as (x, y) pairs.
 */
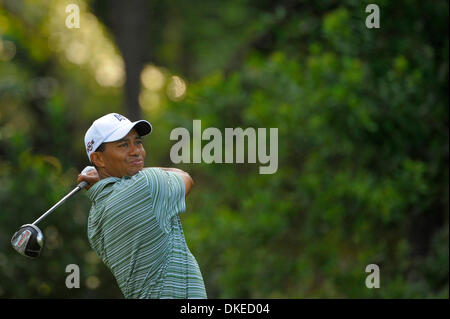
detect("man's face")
(95, 129), (146, 178)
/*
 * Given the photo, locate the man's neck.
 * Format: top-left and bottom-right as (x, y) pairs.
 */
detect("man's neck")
(98, 168), (113, 180)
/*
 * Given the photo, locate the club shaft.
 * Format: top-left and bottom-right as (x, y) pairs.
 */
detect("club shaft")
(31, 184), (84, 225)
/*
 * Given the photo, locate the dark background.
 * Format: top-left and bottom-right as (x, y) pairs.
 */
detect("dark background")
(0, 0), (448, 298)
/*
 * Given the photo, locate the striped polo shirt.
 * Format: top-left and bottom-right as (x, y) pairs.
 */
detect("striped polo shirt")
(86, 167), (207, 299)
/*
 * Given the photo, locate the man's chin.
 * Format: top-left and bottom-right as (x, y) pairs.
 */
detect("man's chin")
(128, 166), (144, 176)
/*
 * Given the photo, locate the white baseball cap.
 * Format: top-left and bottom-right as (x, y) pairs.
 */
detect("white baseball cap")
(84, 113), (152, 161)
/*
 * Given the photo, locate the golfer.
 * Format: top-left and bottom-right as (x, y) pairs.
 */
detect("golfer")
(77, 113), (207, 299)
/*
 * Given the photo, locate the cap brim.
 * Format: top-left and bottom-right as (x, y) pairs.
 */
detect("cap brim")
(133, 120), (152, 136)
(104, 120), (152, 143)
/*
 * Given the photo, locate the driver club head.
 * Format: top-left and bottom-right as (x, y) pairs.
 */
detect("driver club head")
(10, 166), (94, 259)
(11, 224), (44, 258)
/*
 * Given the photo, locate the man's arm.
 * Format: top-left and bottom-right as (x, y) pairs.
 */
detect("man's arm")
(77, 167), (194, 195)
(156, 167), (194, 196)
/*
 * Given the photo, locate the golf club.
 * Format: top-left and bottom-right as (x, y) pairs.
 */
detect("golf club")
(11, 166), (96, 258)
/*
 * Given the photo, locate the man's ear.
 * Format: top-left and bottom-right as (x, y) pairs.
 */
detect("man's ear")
(90, 152), (105, 168)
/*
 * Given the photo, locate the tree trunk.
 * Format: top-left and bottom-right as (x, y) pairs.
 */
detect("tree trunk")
(108, 0), (149, 120)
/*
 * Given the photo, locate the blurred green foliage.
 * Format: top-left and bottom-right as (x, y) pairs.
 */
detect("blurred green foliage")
(0, 0), (448, 298)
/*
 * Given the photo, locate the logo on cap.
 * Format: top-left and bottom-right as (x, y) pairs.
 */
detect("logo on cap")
(114, 114), (126, 122)
(87, 139), (95, 152)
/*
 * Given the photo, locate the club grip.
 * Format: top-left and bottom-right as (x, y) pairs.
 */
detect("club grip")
(78, 166), (96, 190)
(77, 181), (89, 189)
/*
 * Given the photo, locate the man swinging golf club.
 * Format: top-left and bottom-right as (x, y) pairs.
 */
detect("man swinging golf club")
(77, 113), (207, 299)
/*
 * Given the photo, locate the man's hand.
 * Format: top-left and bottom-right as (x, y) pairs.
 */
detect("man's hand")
(77, 168), (100, 191)
(158, 167), (194, 196)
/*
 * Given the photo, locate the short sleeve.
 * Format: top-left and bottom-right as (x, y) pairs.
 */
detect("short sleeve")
(143, 168), (186, 233)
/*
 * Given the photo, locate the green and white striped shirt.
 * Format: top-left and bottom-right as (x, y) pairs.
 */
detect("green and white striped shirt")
(86, 168), (207, 299)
